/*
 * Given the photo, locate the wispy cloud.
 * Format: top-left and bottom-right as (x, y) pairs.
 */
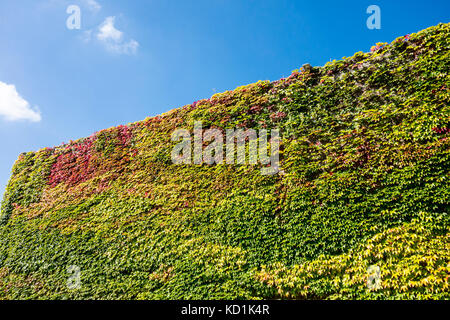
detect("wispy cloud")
(96, 16), (139, 55)
(81, 29), (93, 43)
(58, 0), (139, 55)
(44, 0), (100, 12)
(0, 81), (41, 122)
(82, 0), (101, 12)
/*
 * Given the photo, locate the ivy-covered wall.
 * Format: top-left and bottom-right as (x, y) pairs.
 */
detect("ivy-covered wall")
(0, 23), (448, 299)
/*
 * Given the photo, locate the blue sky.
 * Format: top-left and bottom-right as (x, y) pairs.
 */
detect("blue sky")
(0, 0), (449, 195)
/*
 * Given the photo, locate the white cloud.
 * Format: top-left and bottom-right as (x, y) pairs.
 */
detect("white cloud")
(96, 16), (139, 55)
(97, 16), (123, 42)
(0, 81), (41, 122)
(83, 0), (101, 12)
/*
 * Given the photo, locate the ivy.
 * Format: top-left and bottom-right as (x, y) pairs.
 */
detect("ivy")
(0, 23), (448, 299)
